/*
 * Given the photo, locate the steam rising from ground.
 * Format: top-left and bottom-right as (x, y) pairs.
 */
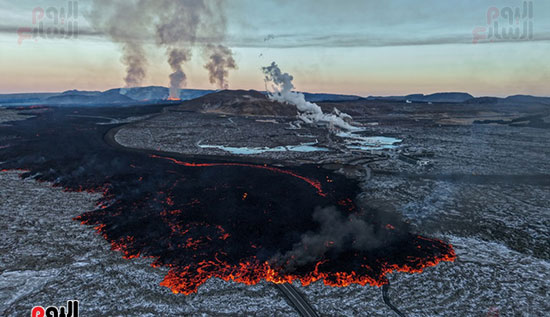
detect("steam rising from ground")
(88, 0), (236, 97)
(262, 62), (355, 130)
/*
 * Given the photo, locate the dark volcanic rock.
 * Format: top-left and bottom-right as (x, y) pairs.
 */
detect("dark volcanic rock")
(178, 90), (298, 117)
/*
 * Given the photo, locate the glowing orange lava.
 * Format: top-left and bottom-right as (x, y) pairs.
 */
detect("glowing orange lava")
(1, 103), (458, 299)
(91, 213), (456, 295)
(156, 239), (456, 295)
(150, 154), (327, 196)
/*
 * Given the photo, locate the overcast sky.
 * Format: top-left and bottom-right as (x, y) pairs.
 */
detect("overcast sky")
(1, 0), (549, 96)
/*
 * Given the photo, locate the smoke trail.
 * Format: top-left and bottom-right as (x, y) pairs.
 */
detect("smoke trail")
(199, 1), (236, 90)
(168, 49), (190, 99)
(262, 62), (355, 130)
(150, 0), (236, 97)
(88, 0), (237, 95)
(203, 44), (237, 89)
(271, 205), (407, 270)
(122, 43), (148, 87)
(88, 0), (151, 87)
(152, 0), (207, 98)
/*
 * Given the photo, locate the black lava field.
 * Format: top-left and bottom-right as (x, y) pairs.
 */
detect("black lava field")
(0, 105), (455, 294)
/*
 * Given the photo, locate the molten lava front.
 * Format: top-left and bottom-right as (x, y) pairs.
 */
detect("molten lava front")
(158, 236), (456, 295)
(150, 154), (327, 196)
(76, 155), (455, 295)
(0, 106), (456, 296)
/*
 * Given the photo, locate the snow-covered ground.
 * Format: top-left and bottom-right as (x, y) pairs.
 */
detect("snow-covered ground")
(2, 169), (549, 316)
(2, 105), (549, 316)
(300, 235), (549, 316)
(0, 171), (296, 316)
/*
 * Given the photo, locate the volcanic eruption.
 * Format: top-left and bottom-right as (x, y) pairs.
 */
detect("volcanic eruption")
(167, 49), (190, 100)
(88, 0), (237, 99)
(0, 106), (456, 296)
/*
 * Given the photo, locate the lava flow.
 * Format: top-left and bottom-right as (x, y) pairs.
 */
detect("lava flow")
(158, 235), (456, 295)
(150, 154), (327, 197)
(0, 106), (456, 296)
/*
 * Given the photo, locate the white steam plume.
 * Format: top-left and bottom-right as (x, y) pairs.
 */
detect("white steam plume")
(262, 62), (355, 130)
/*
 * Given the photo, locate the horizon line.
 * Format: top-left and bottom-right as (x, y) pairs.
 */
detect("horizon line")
(1, 86), (549, 99)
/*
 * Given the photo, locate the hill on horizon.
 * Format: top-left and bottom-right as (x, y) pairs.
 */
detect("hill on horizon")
(1, 86), (549, 107)
(178, 89), (298, 117)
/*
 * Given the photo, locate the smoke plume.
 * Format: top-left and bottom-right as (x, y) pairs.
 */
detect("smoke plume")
(152, 0), (208, 99)
(122, 43), (148, 87)
(204, 44), (237, 89)
(168, 49), (190, 99)
(271, 204), (407, 270)
(262, 62), (355, 130)
(2, 107), (456, 295)
(88, 0), (152, 88)
(88, 0), (236, 96)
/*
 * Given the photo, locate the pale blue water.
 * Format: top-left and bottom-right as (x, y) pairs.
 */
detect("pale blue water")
(198, 142), (329, 155)
(337, 131), (402, 151)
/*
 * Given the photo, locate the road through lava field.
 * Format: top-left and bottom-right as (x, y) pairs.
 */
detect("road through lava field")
(0, 106), (455, 295)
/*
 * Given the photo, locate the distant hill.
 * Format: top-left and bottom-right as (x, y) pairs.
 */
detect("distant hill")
(464, 97), (500, 104)
(302, 92), (363, 102)
(1, 88), (548, 107)
(115, 86), (215, 101)
(255, 91), (363, 103)
(45, 90), (134, 105)
(366, 93), (550, 106)
(44, 94), (96, 104)
(464, 95), (550, 106)
(367, 92), (474, 103)
(502, 95), (550, 105)
(119, 86), (168, 101)
(180, 90), (298, 116)
(422, 93), (474, 103)
(0, 93), (58, 104)
(0, 87), (216, 106)
(60, 89), (102, 96)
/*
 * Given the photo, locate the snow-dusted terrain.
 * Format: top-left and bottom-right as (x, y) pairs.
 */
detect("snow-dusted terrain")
(0, 171), (297, 316)
(2, 169), (549, 316)
(1, 101), (549, 316)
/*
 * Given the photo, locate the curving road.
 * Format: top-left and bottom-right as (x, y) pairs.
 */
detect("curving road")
(382, 281), (407, 317)
(276, 284), (320, 317)
(102, 112), (324, 317)
(102, 113), (323, 317)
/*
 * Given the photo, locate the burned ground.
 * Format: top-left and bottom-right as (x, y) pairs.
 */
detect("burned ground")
(0, 105), (453, 298)
(1, 96), (549, 315)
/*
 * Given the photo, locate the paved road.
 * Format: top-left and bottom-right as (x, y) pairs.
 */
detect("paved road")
(104, 112), (317, 317)
(276, 283), (319, 317)
(382, 282), (407, 317)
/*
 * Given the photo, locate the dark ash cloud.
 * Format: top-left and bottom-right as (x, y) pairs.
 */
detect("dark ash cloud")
(270, 201), (410, 270)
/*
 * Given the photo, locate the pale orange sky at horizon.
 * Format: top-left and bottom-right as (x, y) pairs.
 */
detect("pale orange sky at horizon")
(2, 42), (548, 97)
(1, 0), (549, 97)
